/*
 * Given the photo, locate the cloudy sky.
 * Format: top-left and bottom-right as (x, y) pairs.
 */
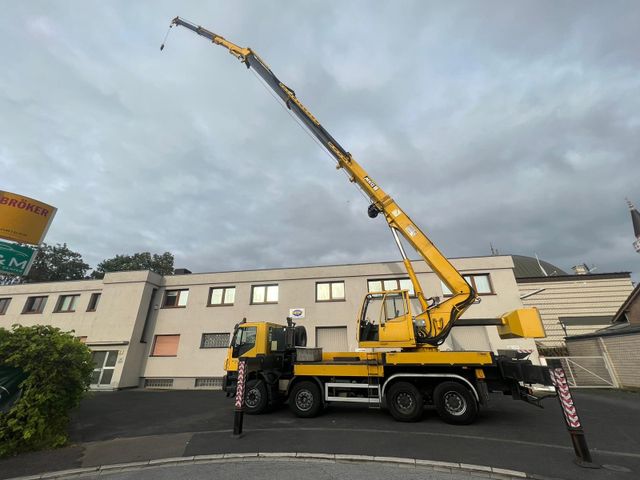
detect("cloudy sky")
(2, 1), (639, 278)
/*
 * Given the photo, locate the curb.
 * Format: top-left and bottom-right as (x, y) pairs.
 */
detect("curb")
(6, 452), (552, 480)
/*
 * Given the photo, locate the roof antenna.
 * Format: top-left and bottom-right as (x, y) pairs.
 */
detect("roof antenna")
(535, 253), (549, 277)
(160, 23), (174, 51)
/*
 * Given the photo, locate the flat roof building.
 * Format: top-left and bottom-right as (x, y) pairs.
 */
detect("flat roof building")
(1, 255), (551, 390)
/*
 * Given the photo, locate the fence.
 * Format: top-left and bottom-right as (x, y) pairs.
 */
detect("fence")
(545, 356), (617, 388)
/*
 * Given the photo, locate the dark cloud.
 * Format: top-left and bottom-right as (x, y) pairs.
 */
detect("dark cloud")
(1, 1), (639, 279)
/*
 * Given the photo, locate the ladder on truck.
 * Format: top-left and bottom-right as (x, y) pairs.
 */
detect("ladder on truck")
(323, 353), (382, 406)
(366, 352), (381, 408)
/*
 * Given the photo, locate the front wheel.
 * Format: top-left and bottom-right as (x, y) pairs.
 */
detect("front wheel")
(386, 381), (423, 422)
(433, 381), (478, 425)
(244, 379), (268, 414)
(288, 381), (322, 418)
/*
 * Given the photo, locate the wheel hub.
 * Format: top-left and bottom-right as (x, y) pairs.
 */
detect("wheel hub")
(395, 392), (415, 412)
(296, 390), (313, 411)
(443, 391), (467, 416)
(245, 387), (261, 408)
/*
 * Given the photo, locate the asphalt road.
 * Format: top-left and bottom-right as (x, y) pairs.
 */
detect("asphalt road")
(1, 389), (639, 479)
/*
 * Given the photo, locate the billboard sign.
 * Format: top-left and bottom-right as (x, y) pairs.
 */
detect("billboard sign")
(0, 191), (57, 245)
(0, 240), (37, 276)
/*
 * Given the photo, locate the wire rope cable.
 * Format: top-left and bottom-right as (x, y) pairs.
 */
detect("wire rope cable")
(249, 67), (372, 205)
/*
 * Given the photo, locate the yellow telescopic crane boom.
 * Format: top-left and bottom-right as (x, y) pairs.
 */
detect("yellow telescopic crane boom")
(168, 17), (476, 345)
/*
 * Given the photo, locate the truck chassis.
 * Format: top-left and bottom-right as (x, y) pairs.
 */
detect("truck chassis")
(224, 347), (551, 425)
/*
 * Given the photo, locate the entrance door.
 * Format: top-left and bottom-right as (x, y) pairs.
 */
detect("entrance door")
(316, 326), (348, 352)
(90, 351), (118, 386)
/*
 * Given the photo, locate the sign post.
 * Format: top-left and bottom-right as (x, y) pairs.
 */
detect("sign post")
(547, 359), (599, 468)
(232, 359), (247, 437)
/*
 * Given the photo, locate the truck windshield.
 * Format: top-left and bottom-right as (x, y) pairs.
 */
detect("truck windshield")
(232, 326), (257, 357)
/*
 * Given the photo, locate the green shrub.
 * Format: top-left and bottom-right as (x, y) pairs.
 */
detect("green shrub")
(0, 325), (93, 457)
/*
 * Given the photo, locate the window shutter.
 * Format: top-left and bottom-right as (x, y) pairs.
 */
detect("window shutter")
(153, 335), (180, 356)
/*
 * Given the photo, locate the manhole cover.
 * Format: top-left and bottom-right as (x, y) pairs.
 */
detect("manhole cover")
(602, 464), (632, 473)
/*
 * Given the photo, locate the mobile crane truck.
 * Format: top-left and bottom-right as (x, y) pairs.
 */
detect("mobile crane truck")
(168, 17), (554, 425)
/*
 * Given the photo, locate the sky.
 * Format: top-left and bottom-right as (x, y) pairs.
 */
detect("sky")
(1, 1), (639, 279)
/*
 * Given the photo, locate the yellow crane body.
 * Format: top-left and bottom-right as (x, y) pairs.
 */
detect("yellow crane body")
(169, 18), (554, 425)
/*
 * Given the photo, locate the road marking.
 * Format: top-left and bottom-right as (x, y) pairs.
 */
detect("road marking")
(192, 426), (640, 460)
(81, 426), (640, 461)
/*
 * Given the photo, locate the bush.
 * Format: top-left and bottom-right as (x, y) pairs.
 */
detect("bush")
(0, 325), (93, 457)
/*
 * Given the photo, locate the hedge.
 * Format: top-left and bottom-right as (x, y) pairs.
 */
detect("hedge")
(0, 325), (93, 457)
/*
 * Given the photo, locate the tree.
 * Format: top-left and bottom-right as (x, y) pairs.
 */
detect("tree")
(0, 325), (93, 457)
(91, 251), (174, 279)
(25, 243), (90, 283)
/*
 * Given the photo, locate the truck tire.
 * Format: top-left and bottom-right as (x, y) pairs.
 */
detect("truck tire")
(294, 326), (307, 347)
(289, 381), (322, 418)
(433, 381), (478, 425)
(244, 379), (268, 414)
(386, 381), (423, 422)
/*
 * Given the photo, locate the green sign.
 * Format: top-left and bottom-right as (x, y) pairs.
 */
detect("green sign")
(0, 240), (36, 276)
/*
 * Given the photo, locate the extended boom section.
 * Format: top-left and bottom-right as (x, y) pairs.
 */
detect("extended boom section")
(170, 17), (475, 345)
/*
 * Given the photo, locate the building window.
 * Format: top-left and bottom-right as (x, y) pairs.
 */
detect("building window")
(55, 294), (80, 313)
(316, 281), (345, 302)
(151, 334), (180, 356)
(87, 293), (101, 312)
(251, 284), (278, 304)
(162, 289), (189, 308)
(90, 350), (118, 386)
(22, 296), (47, 314)
(208, 287), (235, 306)
(200, 333), (230, 349)
(367, 278), (415, 296)
(0, 298), (10, 315)
(441, 274), (494, 296)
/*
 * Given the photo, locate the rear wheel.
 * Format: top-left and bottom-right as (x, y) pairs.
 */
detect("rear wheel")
(289, 381), (322, 418)
(433, 381), (478, 425)
(244, 379), (268, 414)
(386, 381), (423, 422)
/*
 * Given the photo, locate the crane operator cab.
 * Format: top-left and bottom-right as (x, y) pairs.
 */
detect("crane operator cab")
(358, 290), (425, 349)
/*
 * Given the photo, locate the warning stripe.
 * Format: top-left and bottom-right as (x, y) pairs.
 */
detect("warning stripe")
(234, 361), (247, 409)
(552, 367), (581, 428)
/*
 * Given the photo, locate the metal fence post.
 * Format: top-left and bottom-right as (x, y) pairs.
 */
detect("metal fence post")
(547, 359), (599, 469)
(598, 338), (620, 388)
(232, 359), (247, 437)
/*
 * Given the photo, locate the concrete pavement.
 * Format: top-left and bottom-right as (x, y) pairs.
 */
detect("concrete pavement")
(75, 459), (482, 480)
(8, 455), (528, 480)
(0, 389), (638, 479)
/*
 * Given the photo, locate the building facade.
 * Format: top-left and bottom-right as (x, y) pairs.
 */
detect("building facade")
(517, 273), (634, 348)
(0, 256), (540, 390)
(565, 283), (640, 389)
